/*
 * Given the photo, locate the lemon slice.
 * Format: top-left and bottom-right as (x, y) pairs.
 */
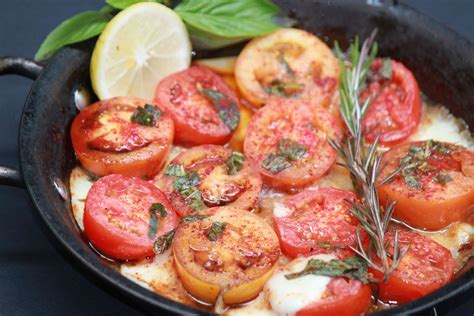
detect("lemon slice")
(91, 2), (191, 101)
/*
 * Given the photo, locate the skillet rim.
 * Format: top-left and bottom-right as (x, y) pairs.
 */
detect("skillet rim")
(18, 1), (473, 315)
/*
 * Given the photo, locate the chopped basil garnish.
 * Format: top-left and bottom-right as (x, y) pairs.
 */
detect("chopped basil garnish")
(85, 171), (99, 182)
(399, 140), (457, 190)
(278, 138), (306, 161)
(153, 229), (175, 254)
(380, 58), (392, 80)
(438, 173), (453, 184)
(226, 151), (245, 175)
(206, 221), (227, 241)
(200, 89), (240, 131)
(181, 214), (210, 223)
(131, 104), (162, 127)
(164, 164), (186, 177)
(316, 241), (346, 251)
(285, 256), (369, 284)
(262, 138), (306, 174)
(167, 164), (207, 211)
(262, 154), (292, 174)
(148, 203), (167, 239)
(264, 79), (304, 97)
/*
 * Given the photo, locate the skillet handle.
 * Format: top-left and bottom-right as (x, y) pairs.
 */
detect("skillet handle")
(0, 57), (44, 188)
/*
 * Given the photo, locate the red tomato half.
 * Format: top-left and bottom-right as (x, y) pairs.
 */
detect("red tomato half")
(244, 98), (340, 191)
(155, 66), (241, 145)
(274, 187), (363, 258)
(84, 174), (179, 260)
(362, 58), (421, 146)
(372, 228), (456, 304)
(71, 97), (174, 178)
(155, 145), (262, 217)
(297, 278), (372, 316)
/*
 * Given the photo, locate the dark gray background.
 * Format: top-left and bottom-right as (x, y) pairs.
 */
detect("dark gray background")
(0, 1), (473, 315)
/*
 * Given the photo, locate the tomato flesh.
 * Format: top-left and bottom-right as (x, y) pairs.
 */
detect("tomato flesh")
(362, 59), (421, 146)
(372, 228), (456, 304)
(274, 187), (363, 258)
(378, 141), (474, 230)
(244, 98), (340, 190)
(155, 145), (262, 217)
(84, 174), (179, 260)
(71, 97), (174, 178)
(297, 278), (372, 316)
(155, 65), (240, 145)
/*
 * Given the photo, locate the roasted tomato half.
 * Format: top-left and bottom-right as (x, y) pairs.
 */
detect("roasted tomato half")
(84, 174), (179, 260)
(378, 140), (474, 230)
(244, 98), (340, 191)
(361, 58), (421, 146)
(265, 254), (372, 316)
(173, 206), (280, 305)
(274, 187), (363, 258)
(372, 228), (456, 304)
(71, 97), (174, 178)
(155, 145), (262, 217)
(235, 28), (340, 107)
(155, 65), (240, 145)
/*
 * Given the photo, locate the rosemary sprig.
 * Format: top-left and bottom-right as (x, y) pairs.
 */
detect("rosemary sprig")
(330, 30), (408, 282)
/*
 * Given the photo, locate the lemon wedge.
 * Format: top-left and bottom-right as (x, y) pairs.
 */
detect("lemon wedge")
(91, 2), (191, 101)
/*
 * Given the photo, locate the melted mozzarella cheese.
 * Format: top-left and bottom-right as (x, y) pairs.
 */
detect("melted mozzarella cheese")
(408, 104), (473, 150)
(273, 202), (293, 218)
(264, 254), (335, 316)
(69, 166), (95, 230)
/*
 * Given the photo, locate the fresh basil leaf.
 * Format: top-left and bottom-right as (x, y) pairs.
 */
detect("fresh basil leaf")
(175, 0), (281, 49)
(261, 153), (292, 174)
(165, 164), (186, 177)
(200, 89), (240, 131)
(226, 151), (245, 175)
(206, 221), (227, 241)
(148, 203), (167, 239)
(35, 11), (110, 61)
(105, 0), (171, 10)
(181, 214), (209, 223)
(285, 256), (369, 284)
(153, 229), (175, 254)
(131, 104), (162, 126)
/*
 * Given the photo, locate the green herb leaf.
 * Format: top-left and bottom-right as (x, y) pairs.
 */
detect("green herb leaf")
(171, 169), (207, 211)
(404, 174), (422, 190)
(86, 171), (100, 182)
(131, 104), (162, 126)
(316, 241), (346, 251)
(105, 0), (171, 10)
(35, 11), (110, 61)
(438, 173), (453, 184)
(278, 139), (306, 161)
(200, 89), (240, 131)
(226, 151), (245, 175)
(175, 0), (281, 49)
(206, 221), (227, 241)
(148, 203), (167, 239)
(165, 164), (186, 177)
(285, 256), (369, 283)
(181, 214), (210, 223)
(264, 79), (304, 97)
(153, 229), (175, 254)
(261, 153), (292, 174)
(380, 58), (393, 80)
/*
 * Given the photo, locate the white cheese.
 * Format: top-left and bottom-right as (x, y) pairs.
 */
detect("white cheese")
(273, 202), (293, 218)
(264, 254), (335, 316)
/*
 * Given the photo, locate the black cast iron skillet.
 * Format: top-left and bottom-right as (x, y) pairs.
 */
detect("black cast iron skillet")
(0, 1), (473, 315)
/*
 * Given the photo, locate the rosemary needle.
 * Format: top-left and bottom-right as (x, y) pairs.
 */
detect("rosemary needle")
(330, 30), (409, 282)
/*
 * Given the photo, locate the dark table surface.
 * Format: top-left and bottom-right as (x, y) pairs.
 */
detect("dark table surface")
(0, 1), (473, 315)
